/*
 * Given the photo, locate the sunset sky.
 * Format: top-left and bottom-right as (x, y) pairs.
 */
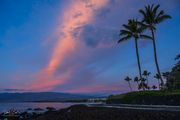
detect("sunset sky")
(0, 0), (180, 94)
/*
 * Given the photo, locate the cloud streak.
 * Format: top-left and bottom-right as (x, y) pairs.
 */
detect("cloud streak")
(47, 0), (109, 75)
(29, 0), (109, 91)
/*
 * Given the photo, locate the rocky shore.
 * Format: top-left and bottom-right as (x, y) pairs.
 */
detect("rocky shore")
(32, 105), (180, 120)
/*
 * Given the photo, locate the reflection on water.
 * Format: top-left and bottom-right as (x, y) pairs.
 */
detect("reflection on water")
(0, 102), (79, 113)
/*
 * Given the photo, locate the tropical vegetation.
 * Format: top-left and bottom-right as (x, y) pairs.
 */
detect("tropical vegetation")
(166, 54), (180, 90)
(139, 4), (171, 87)
(118, 19), (151, 90)
(118, 4), (174, 91)
(107, 90), (180, 105)
(124, 76), (132, 91)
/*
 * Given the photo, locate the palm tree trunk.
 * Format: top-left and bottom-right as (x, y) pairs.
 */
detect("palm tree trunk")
(146, 76), (148, 86)
(136, 81), (139, 91)
(135, 38), (144, 90)
(157, 79), (160, 90)
(137, 81), (139, 86)
(128, 81), (132, 91)
(150, 28), (164, 87)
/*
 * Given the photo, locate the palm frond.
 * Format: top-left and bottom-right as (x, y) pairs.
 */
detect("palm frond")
(139, 9), (146, 19)
(153, 4), (160, 16)
(134, 77), (139, 82)
(139, 4), (171, 26)
(156, 15), (171, 23)
(137, 21), (146, 26)
(156, 10), (164, 18)
(125, 76), (132, 81)
(122, 24), (132, 31)
(118, 35), (132, 43)
(138, 25), (147, 33)
(119, 30), (132, 36)
(154, 73), (160, 79)
(150, 4), (155, 12)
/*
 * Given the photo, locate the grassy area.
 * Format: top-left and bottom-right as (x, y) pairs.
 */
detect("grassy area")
(107, 90), (180, 105)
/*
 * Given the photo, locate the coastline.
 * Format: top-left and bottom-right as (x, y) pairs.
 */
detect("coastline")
(1, 102), (180, 120)
(32, 104), (180, 120)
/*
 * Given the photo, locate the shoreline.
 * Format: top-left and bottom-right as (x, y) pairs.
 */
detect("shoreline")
(32, 104), (180, 120)
(1, 103), (180, 120)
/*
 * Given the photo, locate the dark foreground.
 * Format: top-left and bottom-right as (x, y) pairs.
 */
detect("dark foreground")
(33, 105), (180, 120)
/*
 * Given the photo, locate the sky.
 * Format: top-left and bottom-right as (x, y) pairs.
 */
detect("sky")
(0, 0), (180, 94)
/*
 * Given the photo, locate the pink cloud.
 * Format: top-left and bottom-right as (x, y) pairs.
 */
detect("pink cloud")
(28, 0), (109, 91)
(64, 81), (137, 94)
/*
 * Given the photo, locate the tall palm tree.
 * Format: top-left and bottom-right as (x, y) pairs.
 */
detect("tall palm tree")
(154, 73), (161, 89)
(118, 19), (152, 90)
(139, 4), (171, 87)
(124, 76), (132, 91)
(142, 70), (151, 85)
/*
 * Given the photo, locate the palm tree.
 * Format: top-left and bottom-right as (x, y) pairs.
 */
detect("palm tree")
(124, 76), (132, 91)
(142, 70), (151, 86)
(139, 4), (171, 87)
(118, 19), (152, 90)
(162, 72), (170, 88)
(152, 85), (157, 90)
(154, 73), (161, 89)
(162, 72), (170, 80)
(138, 77), (148, 90)
(134, 76), (139, 86)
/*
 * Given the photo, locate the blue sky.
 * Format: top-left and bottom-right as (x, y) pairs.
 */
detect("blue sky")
(0, 0), (180, 94)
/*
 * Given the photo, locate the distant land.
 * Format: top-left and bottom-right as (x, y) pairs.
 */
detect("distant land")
(0, 92), (97, 102)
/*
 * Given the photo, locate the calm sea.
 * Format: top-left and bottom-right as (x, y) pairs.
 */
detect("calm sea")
(0, 102), (81, 113)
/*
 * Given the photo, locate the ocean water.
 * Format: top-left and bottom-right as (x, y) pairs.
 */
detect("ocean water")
(0, 102), (80, 113)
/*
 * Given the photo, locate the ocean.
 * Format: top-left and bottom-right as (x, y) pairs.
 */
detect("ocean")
(0, 102), (80, 113)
